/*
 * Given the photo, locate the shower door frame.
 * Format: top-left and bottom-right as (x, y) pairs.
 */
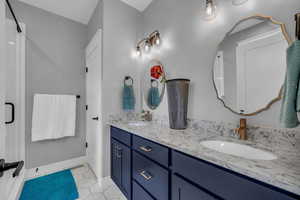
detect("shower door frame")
(6, 19), (26, 171)
(2, 18), (26, 200)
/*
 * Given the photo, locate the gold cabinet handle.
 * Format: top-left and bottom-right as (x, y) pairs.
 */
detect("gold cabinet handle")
(139, 146), (152, 152)
(140, 170), (152, 181)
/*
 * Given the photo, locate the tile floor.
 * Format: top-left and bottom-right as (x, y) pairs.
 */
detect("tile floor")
(71, 165), (126, 200)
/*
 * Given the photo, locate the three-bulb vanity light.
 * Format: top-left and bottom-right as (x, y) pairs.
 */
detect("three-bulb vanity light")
(136, 30), (161, 56)
(203, 0), (249, 21)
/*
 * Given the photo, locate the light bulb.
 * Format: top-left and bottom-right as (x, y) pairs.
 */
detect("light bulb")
(206, 2), (213, 16)
(155, 37), (160, 46)
(232, 0), (248, 6)
(202, 0), (217, 21)
(136, 46), (141, 56)
(144, 41), (151, 52)
(154, 33), (161, 46)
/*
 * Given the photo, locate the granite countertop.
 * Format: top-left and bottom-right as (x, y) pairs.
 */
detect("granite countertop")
(108, 119), (300, 195)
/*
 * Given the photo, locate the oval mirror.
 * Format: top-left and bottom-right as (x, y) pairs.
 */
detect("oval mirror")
(142, 60), (166, 110)
(213, 15), (292, 116)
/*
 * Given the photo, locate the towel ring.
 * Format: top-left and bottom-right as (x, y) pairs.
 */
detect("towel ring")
(151, 79), (159, 88)
(124, 76), (134, 86)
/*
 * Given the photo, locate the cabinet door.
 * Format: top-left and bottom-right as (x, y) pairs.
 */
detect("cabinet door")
(111, 139), (131, 199)
(172, 175), (218, 200)
(111, 139), (122, 187)
(132, 181), (154, 200)
(119, 141), (131, 198)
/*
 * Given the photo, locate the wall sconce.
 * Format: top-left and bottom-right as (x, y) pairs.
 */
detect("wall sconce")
(202, 0), (217, 21)
(136, 30), (161, 56)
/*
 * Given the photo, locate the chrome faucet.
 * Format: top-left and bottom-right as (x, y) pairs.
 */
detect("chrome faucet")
(234, 118), (247, 140)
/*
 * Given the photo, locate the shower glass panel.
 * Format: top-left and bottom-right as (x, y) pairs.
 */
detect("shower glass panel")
(1, 19), (25, 200)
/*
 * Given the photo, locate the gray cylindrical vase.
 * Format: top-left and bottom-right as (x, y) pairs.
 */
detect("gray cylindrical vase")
(166, 79), (190, 130)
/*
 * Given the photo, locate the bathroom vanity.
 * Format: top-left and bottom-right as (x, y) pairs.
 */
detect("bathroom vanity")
(109, 122), (300, 200)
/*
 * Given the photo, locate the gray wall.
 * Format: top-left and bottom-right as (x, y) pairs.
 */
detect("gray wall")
(7, 1), (88, 168)
(102, 0), (142, 176)
(88, 0), (103, 43)
(141, 0), (300, 128)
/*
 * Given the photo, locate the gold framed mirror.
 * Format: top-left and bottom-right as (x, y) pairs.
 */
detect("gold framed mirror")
(213, 14), (292, 116)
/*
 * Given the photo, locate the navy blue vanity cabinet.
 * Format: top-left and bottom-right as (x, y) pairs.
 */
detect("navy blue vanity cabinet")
(172, 175), (218, 200)
(132, 181), (155, 200)
(132, 151), (169, 200)
(111, 126), (131, 146)
(110, 128), (131, 199)
(111, 139), (122, 186)
(172, 150), (297, 200)
(132, 135), (169, 167)
(110, 126), (299, 200)
(111, 139), (131, 199)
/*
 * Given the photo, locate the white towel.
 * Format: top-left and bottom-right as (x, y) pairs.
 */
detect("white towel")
(31, 94), (76, 142)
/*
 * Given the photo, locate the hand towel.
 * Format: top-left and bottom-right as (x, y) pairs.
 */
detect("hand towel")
(32, 94), (76, 142)
(280, 40), (300, 128)
(147, 86), (160, 109)
(122, 85), (135, 111)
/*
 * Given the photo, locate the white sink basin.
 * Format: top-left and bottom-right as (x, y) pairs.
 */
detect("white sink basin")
(127, 121), (148, 127)
(200, 140), (277, 161)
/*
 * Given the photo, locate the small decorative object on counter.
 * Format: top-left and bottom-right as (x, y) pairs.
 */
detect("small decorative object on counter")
(166, 79), (190, 130)
(141, 110), (152, 121)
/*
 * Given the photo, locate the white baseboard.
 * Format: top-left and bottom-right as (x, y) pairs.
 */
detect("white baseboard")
(25, 156), (87, 180)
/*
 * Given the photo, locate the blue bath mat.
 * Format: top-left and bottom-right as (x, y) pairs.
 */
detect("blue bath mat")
(19, 169), (79, 200)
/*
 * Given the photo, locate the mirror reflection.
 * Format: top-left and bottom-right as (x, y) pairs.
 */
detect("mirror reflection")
(142, 60), (166, 110)
(213, 18), (289, 115)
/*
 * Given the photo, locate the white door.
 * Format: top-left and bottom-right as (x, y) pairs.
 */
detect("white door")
(86, 30), (102, 179)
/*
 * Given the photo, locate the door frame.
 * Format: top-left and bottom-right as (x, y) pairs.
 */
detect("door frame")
(85, 29), (103, 180)
(0, 0), (6, 160)
(5, 19), (26, 165)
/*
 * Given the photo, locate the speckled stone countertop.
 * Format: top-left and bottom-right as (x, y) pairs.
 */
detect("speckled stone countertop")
(108, 117), (300, 195)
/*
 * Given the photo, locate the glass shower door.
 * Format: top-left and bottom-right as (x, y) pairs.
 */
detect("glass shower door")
(0, 17), (25, 200)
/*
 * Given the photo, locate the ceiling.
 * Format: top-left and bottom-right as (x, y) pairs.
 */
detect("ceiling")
(18, 0), (99, 24)
(120, 0), (153, 12)
(17, 0), (152, 24)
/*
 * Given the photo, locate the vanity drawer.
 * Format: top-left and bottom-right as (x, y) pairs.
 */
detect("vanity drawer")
(133, 135), (169, 167)
(172, 151), (296, 200)
(172, 175), (218, 200)
(133, 152), (169, 200)
(111, 126), (131, 146)
(132, 181), (154, 200)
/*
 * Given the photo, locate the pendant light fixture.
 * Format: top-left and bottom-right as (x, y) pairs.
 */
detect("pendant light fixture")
(202, 0), (217, 21)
